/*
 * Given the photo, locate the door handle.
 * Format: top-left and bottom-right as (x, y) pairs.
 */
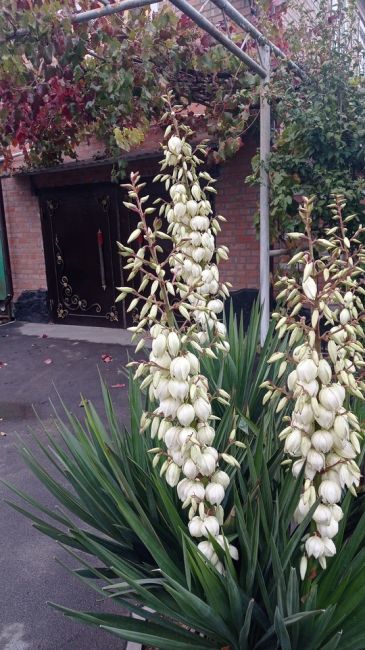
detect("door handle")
(97, 229), (106, 291)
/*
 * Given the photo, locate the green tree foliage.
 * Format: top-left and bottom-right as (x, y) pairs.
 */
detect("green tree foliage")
(250, 0), (365, 240)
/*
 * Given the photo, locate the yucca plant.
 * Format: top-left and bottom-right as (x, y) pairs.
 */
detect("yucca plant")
(4, 316), (365, 649)
(4, 105), (365, 649)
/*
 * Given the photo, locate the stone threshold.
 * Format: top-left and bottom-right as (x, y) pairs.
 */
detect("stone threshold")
(3, 320), (136, 346)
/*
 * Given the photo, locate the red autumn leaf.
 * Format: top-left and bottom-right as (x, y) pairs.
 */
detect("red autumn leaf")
(111, 383), (126, 389)
(101, 353), (113, 363)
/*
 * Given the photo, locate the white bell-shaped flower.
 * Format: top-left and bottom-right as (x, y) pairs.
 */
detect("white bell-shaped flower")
(318, 479), (342, 504)
(305, 535), (325, 559)
(205, 482), (225, 505)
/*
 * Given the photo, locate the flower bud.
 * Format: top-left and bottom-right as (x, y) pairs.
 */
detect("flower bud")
(318, 359), (332, 385)
(194, 397), (211, 422)
(152, 334), (167, 357)
(294, 497), (310, 523)
(191, 184), (201, 201)
(284, 429), (302, 456)
(168, 136), (182, 155)
(292, 459), (305, 478)
(300, 555), (308, 580)
(302, 277), (317, 301)
(167, 331), (180, 357)
(287, 370), (298, 391)
(334, 415), (349, 439)
(340, 308), (351, 325)
(165, 462), (181, 487)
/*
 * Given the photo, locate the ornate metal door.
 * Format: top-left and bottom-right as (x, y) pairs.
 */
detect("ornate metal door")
(39, 183), (126, 327)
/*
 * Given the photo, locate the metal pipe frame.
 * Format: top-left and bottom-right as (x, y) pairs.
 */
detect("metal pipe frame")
(258, 44), (271, 345)
(168, 0), (266, 77)
(72, 0), (157, 23)
(209, 0), (304, 77)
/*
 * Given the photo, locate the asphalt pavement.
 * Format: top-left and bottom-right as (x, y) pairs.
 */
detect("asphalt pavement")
(0, 321), (132, 650)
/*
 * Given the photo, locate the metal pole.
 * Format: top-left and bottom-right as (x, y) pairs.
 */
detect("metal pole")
(72, 0), (155, 23)
(168, 0), (266, 77)
(259, 44), (271, 346)
(2, 0), (156, 40)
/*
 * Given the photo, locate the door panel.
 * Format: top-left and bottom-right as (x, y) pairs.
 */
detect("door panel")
(39, 184), (126, 327)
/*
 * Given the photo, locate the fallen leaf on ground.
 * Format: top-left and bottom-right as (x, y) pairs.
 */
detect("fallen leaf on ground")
(111, 383), (126, 389)
(101, 353), (113, 363)
(44, 358), (53, 365)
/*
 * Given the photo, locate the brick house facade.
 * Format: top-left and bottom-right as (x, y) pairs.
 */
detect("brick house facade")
(0, 127), (260, 325)
(0, 0), (264, 325)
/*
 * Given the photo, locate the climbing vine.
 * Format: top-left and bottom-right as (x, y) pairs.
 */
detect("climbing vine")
(0, 0), (259, 171)
(249, 0), (365, 240)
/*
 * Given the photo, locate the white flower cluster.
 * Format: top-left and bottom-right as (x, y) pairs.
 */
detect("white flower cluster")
(117, 105), (240, 573)
(158, 133), (230, 349)
(265, 196), (364, 576)
(282, 345), (361, 571)
(148, 322), (238, 573)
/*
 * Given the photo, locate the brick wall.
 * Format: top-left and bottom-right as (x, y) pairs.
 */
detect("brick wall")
(216, 135), (259, 289)
(1, 175), (47, 299)
(1, 131), (259, 307)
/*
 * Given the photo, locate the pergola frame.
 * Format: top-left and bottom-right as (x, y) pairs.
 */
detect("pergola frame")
(9, 0), (303, 344)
